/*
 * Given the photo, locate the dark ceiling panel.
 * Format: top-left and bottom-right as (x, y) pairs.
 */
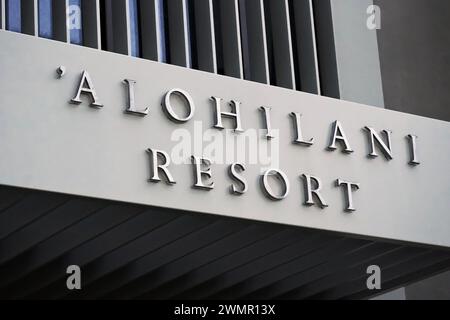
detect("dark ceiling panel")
(21, 208), (180, 299)
(137, 228), (312, 300)
(0, 185), (449, 300)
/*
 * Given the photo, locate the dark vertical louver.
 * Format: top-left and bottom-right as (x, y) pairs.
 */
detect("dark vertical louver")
(312, 0), (339, 98)
(0, 0), (345, 97)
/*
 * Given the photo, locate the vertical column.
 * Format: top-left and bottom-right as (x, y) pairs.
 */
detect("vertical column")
(216, 0), (243, 79)
(81, 0), (101, 49)
(240, 0), (269, 84)
(328, 0), (384, 107)
(53, 0), (69, 42)
(313, 0), (339, 98)
(21, 0), (38, 36)
(265, 0), (296, 89)
(166, 0), (190, 67)
(0, 0), (5, 30)
(139, 0), (161, 61)
(104, 0), (131, 55)
(290, 0), (321, 94)
(193, 0), (217, 73)
(38, 0), (53, 39)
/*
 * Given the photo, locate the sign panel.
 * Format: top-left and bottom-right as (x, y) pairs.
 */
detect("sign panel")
(1, 32), (449, 247)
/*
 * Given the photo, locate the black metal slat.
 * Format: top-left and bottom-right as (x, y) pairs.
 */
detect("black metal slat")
(111, 223), (279, 299)
(175, 234), (338, 299)
(221, 237), (369, 299)
(0, 186), (449, 299)
(313, 251), (450, 300)
(238, 239), (378, 299)
(61, 213), (217, 299)
(21, 208), (180, 299)
(214, 0), (243, 78)
(86, 219), (249, 299)
(0, 198), (106, 265)
(140, 228), (310, 299)
(347, 259), (450, 300)
(289, 0), (320, 94)
(192, 0), (217, 73)
(239, 0), (269, 84)
(0, 186), (30, 212)
(0, 202), (143, 296)
(259, 244), (413, 299)
(311, 0), (339, 98)
(0, 192), (69, 241)
(52, 0), (69, 43)
(21, 0), (37, 36)
(81, 0), (102, 49)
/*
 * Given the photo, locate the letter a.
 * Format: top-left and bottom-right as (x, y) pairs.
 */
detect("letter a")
(71, 70), (103, 108)
(366, 265), (381, 290)
(66, 265), (81, 290)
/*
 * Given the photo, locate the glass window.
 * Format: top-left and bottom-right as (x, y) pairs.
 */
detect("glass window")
(6, 0), (21, 33)
(263, 0), (276, 85)
(38, 0), (52, 39)
(238, 0), (250, 79)
(68, 0), (82, 45)
(212, 0), (224, 74)
(156, 0), (168, 63)
(186, 0), (195, 69)
(129, 0), (140, 57)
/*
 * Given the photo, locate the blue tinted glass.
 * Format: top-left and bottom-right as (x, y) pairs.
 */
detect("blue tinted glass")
(38, 0), (52, 39)
(129, 0), (140, 57)
(6, 0), (21, 33)
(69, 0), (82, 45)
(156, 0), (167, 62)
(185, 0), (193, 68)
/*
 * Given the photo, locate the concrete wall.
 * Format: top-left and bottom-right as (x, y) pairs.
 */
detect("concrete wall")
(374, 0), (450, 121)
(374, 0), (450, 299)
(330, 0), (384, 108)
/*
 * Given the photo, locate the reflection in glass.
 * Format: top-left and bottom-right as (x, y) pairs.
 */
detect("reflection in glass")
(156, 0), (168, 63)
(6, 0), (21, 33)
(129, 0), (140, 57)
(186, 0), (194, 69)
(69, 0), (83, 45)
(38, 0), (52, 39)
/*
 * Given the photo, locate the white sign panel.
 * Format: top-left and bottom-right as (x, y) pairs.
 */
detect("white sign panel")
(1, 32), (449, 247)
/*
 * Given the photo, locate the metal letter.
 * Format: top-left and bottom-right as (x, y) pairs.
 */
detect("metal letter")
(163, 89), (195, 123)
(192, 156), (215, 190)
(407, 134), (420, 166)
(146, 149), (176, 185)
(211, 96), (244, 132)
(229, 163), (248, 195)
(260, 106), (275, 139)
(261, 169), (290, 201)
(290, 112), (314, 146)
(124, 79), (149, 116)
(336, 179), (360, 212)
(365, 127), (393, 160)
(301, 174), (328, 208)
(328, 120), (353, 153)
(70, 70), (103, 108)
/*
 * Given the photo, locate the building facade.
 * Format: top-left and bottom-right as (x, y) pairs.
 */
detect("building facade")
(0, 0), (449, 300)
